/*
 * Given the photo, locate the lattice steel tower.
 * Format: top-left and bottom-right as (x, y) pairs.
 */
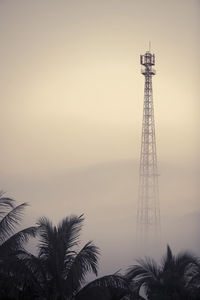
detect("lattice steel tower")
(137, 50), (160, 246)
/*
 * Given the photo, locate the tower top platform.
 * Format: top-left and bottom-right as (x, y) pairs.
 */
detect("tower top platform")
(140, 51), (155, 66)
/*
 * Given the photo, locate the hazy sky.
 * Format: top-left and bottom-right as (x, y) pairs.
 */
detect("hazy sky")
(0, 0), (199, 272)
(0, 0), (199, 174)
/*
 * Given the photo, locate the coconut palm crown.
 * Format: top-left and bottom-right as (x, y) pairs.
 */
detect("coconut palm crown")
(126, 245), (199, 300)
(21, 214), (100, 299)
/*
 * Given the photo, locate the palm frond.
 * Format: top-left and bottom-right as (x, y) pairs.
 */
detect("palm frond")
(87, 274), (129, 290)
(162, 246), (198, 275)
(174, 251), (198, 274)
(37, 216), (53, 229)
(0, 196), (15, 218)
(0, 202), (28, 242)
(125, 257), (161, 294)
(0, 193), (15, 223)
(65, 241), (99, 293)
(161, 245), (174, 272)
(0, 196), (15, 209)
(126, 257), (160, 280)
(75, 274), (130, 299)
(166, 245), (173, 260)
(58, 214), (84, 251)
(0, 226), (38, 253)
(37, 215), (85, 259)
(37, 217), (55, 259)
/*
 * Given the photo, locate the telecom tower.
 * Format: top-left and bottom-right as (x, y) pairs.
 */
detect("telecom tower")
(137, 49), (160, 246)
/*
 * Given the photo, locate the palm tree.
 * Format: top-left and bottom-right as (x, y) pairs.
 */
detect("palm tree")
(0, 191), (38, 298)
(126, 245), (199, 300)
(20, 214), (100, 299)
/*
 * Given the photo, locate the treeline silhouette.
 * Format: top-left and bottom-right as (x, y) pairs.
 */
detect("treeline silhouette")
(0, 194), (199, 300)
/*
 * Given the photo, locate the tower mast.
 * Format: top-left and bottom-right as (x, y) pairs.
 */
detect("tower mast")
(137, 50), (160, 246)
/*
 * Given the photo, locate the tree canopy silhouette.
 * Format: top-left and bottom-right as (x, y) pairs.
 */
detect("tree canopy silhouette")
(126, 245), (199, 300)
(18, 214), (99, 299)
(0, 192), (38, 298)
